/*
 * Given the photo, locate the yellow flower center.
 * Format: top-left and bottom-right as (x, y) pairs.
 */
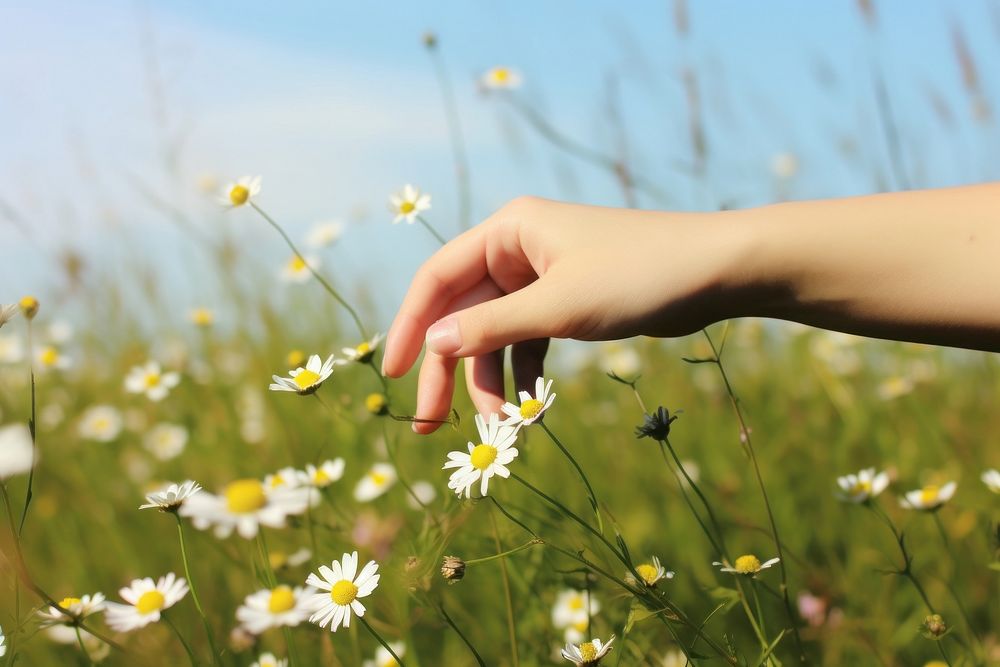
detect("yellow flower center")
(568, 595), (584, 611)
(136, 590), (166, 615)
(369, 471), (388, 486)
(269, 552), (288, 569)
(313, 469), (330, 485)
(734, 554), (761, 574)
(293, 369), (321, 390)
(579, 641), (598, 661)
(399, 201), (415, 214)
(59, 597), (82, 609)
(493, 68), (510, 82)
(229, 184), (249, 206)
(920, 485), (940, 505)
(268, 585), (296, 613)
(289, 256), (307, 272)
(850, 479), (872, 494)
(519, 398), (544, 420)
(191, 308), (213, 326)
(19, 296), (39, 319)
(356, 342), (371, 356)
(330, 579), (358, 605)
(94, 417), (109, 431)
(470, 444), (498, 470)
(572, 618), (588, 633)
(225, 479), (267, 513)
(269, 474), (286, 488)
(635, 563), (659, 585)
(366, 393), (388, 414)
(287, 349), (306, 367)
(145, 372), (161, 388)
(40, 346), (60, 366)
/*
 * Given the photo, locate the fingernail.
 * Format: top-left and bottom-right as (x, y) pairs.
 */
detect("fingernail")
(426, 317), (461, 355)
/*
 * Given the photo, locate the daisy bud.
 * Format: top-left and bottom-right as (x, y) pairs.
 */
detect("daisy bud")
(19, 296), (39, 320)
(440, 555), (466, 583)
(365, 393), (389, 416)
(634, 406), (678, 441)
(422, 31), (437, 49)
(922, 614), (947, 639)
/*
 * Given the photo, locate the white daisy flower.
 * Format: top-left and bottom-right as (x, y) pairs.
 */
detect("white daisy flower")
(236, 584), (316, 634)
(306, 551), (380, 632)
(443, 413), (519, 498)
(143, 423), (189, 461)
(220, 175), (261, 208)
(78, 405), (123, 443)
(405, 480), (437, 510)
(306, 221), (344, 248)
(44, 625), (110, 662)
(0, 624), (5, 657)
(900, 481), (957, 511)
(280, 254), (320, 284)
(269, 354), (341, 395)
(362, 641), (406, 667)
(37, 593), (106, 625)
(342, 333), (384, 364)
(179, 478), (310, 539)
(139, 480), (202, 512)
(714, 554), (781, 577)
(0, 334), (24, 363)
(389, 184), (431, 225)
(552, 589), (600, 632)
(561, 635), (615, 665)
(251, 653), (287, 667)
(264, 466), (304, 493)
(0, 423), (33, 479)
(501, 376), (555, 426)
(36, 345), (71, 371)
(124, 361), (180, 402)
(46, 321), (74, 344)
(983, 469), (1000, 494)
(480, 66), (522, 90)
(353, 463), (397, 502)
(627, 556), (674, 588)
(189, 307), (214, 328)
(270, 548), (313, 571)
(104, 573), (188, 632)
(299, 459), (346, 488)
(835, 468), (890, 503)
(0, 304), (17, 329)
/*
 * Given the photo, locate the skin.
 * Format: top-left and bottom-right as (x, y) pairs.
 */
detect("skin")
(382, 184), (1000, 433)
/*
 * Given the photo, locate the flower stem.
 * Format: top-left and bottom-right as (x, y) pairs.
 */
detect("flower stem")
(74, 626), (94, 667)
(175, 515), (221, 665)
(438, 603), (486, 667)
(932, 512), (983, 655)
(163, 613), (198, 667)
(358, 616), (405, 666)
(464, 538), (544, 566)
(539, 422), (604, 533)
(867, 503), (936, 613)
(489, 506), (519, 667)
(18, 320), (36, 534)
(416, 215), (448, 246)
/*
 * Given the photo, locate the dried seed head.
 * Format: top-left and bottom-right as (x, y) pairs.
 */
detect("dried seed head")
(441, 555), (466, 583)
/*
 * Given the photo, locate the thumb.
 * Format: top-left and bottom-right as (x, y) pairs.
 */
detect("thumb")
(425, 282), (553, 357)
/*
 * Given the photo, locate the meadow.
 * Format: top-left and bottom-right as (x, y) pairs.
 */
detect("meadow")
(2, 3), (1000, 666)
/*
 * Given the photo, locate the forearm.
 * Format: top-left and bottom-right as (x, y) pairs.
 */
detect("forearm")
(728, 183), (1000, 352)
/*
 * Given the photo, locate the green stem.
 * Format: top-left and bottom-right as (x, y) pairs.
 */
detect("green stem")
(489, 507), (519, 667)
(464, 538), (544, 566)
(539, 422), (603, 533)
(175, 516), (221, 665)
(438, 603), (486, 667)
(74, 626), (94, 667)
(657, 441), (723, 557)
(358, 616), (405, 666)
(256, 531), (277, 588)
(163, 614), (197, 667)
(416, 215), (448, 246)
(932, 512), (983, 655)
(18, 320), (36, 534)
(867, 503), (936, 614)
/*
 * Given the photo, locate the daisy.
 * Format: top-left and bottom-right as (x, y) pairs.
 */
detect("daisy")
(78, 405), (123, 443)
(836, 468), (890, 503)
(714, 554), (781, 577)
(0, 303), (17, 329)
(251, 653), (287, 667)
(501, 376), (555, 426)
(306, 551), (380, 632)
(365, 393), (389, 416)
(405, 480), (437, 510)
(44, 625), (110, 662)
(353, 463), (397, 502)
(19, 296), (39, 320)
(269, 354), (341, 395)
(0, 423), (33, 479)
(900, 481), (957, 511)
(299, 459), (346, 488)
(270, 548), (313, 571)
(143, 422), (189, 461)
(307, 221), (344, 248)
(362, 641), (406, 667)
(189, 307), (214, 327)
(561, 635), (615, 665)
(628, 556), (674, 588)
(280, 254), (320, 284)
(265, 466), (304, 493)
(983, 469), (1000, 494)
(480, 66), (523, 90)
(124, 361), (180, 402)
(342, 333), (383, 364)
(36, 345), (71, 371)
(220, 175), (261, 208)
(389, 184), (431, 225)
(443, 413), (519, 498)
(104, 573), (188, 632)
(179, 478), (310, 539)
(139, 480), (202, 512)
(37, 593), (106, 625)
(552, 589), (600, 630)
(236, 584), (316, 634)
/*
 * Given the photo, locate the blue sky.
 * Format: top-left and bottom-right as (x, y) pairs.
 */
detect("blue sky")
(1, 0), (998, 326)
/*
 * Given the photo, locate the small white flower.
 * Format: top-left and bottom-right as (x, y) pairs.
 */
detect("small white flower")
(179, 479), (310, 539)
(362, 641), (405, 667)
(44, 625), (109, 662)
(104, 573), (188, 632)
(280, 254), (320, 284)
(0, 304), (19, 329)
(342, 333), (384, 364)
(552, 589), (600, 635)
(714, 554), (781, 577)
(78, 405), (123, 443)
(46, 321), (74, 344)
(443, 413), (519, 498)
(836, 468), (890, 503)
(189, 307), (214, 327)
(220, 175), (261, 208)
(501, 376), (555, 426)
(307, 221), (344, 248)
(143, 423), (189, 461)
(299, 459), (346, 488)
(389, 184), (431, 225)
(405, 480), (437, 510)
(269, 354), (342, 395)
(270, 547), (313, 571)
(982, 469), (1000, 494)
(236, 585), (316, 634)
(139, 480), (202, 512)
(306, 551), (380, 632)
(36, 345), (71, 371)
(250, 654), (287, 667)
(353, 463), (397, 502)
(628, 556), (674, 587)
(0, 423), (33, 479)
(480, 66), (522, 90)
(124, 361), (180, 402)
(900, 481), (957, 511)
(770, 152), (799, 180)
(561, 635), (615, 665)
(37, 593), (106, 626)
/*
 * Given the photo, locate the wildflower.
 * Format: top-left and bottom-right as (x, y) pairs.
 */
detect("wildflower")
(299, 459), (346, 488)
(307, 221), (344, 248)
(900, 481), (957, 511)
(389, 184), (431, 225)
(143, 423), (189, 461)
(599, 343), (640, 377)
(635, 407), (678, 441)
(36, 345), (71, 371)
(836, 467), (890, 503)
(561, 635), (615, 665)
(44, 625), (110, 662)
(405, 480), (437, 510)
(269, 354), (341, 395)
(501, 376), (555, 426)
(343, 333), (383, 364)
(124, 361), (180, 402)
(280, 254), (320, 284)
(179, 478), (310, 539)
(0, 304), (17, 329)
(0, 334), (24, 363)
(797, 591), (828, 628)
(480, 66), (522, 90)
(0, 423), (33, 479)
(236, 584), (316, 634)
(422, 31), (437, 49)
(220, 175), (261, 208)
(104, 573), (189, 632)
(628, 556), (674, 588)
(45, 320), (73, 344)
(265, 466), (303, 493)
(251, 653), (287, 667)
(37, 593), (106, 625)
(362, 642), (406, 667)
(922, 613), (948, 639)
(353, 463), (397, 502)
(443, 413), (519, 498)
(715, 554), (781, 577)
(552, 589), (600, 640)
(365, 393), (389, 416)
(78, 405), (123, 442)
(877, 376), (914, 400)
(770, 152), (799, 180)
(139, 480), (202, 512)
(270, 548), (313, 571)
(286, 349), (306, 368)
(440, 556), (466, 583)
(306, 551), (380, 632)
(982, 469), (1000, 494)
(189, 307), (214, 327)
(19, 296), (39, 320)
